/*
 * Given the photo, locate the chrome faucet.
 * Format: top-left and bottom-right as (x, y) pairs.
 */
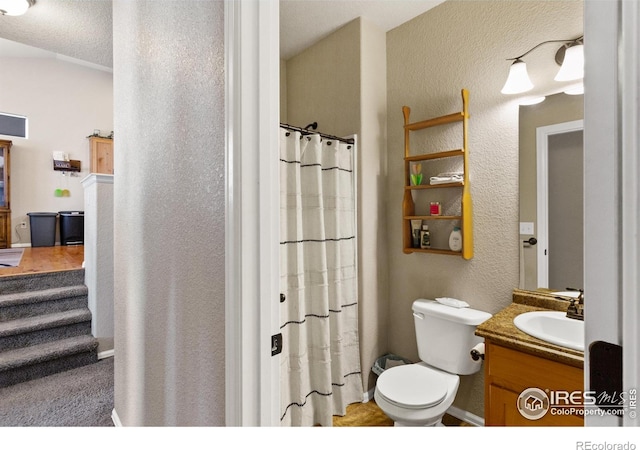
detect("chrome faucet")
(560, 288), (584, 321)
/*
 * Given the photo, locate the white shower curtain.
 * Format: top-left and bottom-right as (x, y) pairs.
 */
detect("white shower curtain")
(279, 128), (362, 427)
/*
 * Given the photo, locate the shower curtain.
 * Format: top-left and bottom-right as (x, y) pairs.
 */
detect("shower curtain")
(279, 128), (362, 426)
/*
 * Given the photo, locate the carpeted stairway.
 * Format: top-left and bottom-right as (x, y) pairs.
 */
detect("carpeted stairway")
(0, 269), (98, 388)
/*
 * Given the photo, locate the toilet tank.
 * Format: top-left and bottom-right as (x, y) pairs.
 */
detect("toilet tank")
(412, 299), (492, 375)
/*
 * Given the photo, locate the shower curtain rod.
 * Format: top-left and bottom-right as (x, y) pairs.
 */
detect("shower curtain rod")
(280, 123), (355, 145)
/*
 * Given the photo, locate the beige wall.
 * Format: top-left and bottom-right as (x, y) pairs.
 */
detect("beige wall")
(386, 0), (583, 416)
(286, 19), (361, 137)
(0, 57), (113, 245)
(284, 17), (389, 393)
(519, 93), (584, 291)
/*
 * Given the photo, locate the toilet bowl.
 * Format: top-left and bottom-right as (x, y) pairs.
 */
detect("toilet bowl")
(374, 299), (491, 426)
(374, 362), (460, 426)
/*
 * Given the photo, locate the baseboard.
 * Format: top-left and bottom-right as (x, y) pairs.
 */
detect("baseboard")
(98, 349), (114, 360)
(111, 408), (122, 427)
(446, 405), (484, 427)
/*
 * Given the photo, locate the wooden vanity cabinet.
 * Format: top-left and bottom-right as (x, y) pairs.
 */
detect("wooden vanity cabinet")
(89, 137), (114, 174)
(0, 140), (11, 249)
(484, 341), (584, 426)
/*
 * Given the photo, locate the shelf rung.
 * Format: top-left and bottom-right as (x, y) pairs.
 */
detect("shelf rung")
(405, 149), (464, 162)
(403, 247), (463, 256)
(404, 112), (465, 131)
(404, 215), (462, 221)
(405, 182), (464, 190)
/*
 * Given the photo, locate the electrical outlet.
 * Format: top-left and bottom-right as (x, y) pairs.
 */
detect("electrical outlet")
(20, 222), (27, 229)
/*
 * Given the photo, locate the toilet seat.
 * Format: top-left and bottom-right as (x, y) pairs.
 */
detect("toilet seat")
(376, 364), (452, 409)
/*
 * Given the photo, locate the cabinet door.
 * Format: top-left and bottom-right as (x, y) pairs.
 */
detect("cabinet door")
(0, 212), (8, 249)
(91, 139), (114, 174)
(0, 142), (8, 208)
(487, 383), (583, 426)
(485, 342), (584, 426)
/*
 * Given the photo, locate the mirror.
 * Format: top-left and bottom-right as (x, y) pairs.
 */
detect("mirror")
(519, 92), (584, 292)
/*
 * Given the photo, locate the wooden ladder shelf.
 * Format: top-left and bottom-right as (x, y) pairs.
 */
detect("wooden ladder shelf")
(402, 88), (473, 259)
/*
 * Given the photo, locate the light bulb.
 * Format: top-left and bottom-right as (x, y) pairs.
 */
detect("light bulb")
(501, 60), (534, 95)
(0, 0), (32, 16)
(555, 44), (584, 82)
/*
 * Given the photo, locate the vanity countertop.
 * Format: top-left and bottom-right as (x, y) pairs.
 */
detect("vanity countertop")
(475, 289), (583, 368)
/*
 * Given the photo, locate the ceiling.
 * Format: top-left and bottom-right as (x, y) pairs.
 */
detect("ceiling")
(279, 0), (445, 60)
(0, 0), (445, 67)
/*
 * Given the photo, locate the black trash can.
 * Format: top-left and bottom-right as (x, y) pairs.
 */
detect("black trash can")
(27, 212), (58, 247)
(59, 211), (84, 245)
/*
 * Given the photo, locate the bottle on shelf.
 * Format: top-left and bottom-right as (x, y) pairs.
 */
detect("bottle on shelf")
(420, 225), (431, 249)
(449, 226), (462, 252)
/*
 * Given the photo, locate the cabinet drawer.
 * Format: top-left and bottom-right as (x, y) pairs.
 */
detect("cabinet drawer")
(487, 342), (583, 393)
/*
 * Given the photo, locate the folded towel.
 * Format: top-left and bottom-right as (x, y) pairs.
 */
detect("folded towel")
(430, 172), (463, 184)
(436, 171), (463, 177)
(436, 297), (470, 308)
(430, 174), (463, 185)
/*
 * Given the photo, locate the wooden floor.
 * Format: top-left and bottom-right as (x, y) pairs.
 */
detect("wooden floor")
(0, 245), (84, 277)
(333, 400), (471, 426)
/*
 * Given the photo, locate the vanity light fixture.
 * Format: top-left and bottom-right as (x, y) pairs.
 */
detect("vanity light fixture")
(501, 36), (584, 95)
(0, 0), (35, 16)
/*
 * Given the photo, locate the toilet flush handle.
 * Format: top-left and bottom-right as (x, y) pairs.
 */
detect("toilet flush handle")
(412, 312), (424, 320)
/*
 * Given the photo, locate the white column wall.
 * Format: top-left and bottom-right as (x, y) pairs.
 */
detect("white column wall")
(82, 173), (114, 353)
(112, 1), (226, 426)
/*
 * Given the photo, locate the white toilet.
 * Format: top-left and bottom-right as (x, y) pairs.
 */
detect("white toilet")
(374, 299), (492, 426)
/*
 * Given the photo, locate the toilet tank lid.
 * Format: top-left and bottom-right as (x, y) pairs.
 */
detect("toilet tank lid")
(412, 299), (492, 325)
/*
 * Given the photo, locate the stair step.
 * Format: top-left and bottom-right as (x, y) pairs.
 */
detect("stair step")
(0, 335), (98, 388)
(0, 309), (92, 351)
(0, 285), (88, 321)
(0, 270), (85, 295)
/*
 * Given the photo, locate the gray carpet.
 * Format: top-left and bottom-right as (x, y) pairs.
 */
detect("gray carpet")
(0, 357), (113, 427)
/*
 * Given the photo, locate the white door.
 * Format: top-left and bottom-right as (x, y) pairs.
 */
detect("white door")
(535, 120), (584, 290)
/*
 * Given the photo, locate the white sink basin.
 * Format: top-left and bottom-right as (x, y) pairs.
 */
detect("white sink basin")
(513, 311), (584, 351)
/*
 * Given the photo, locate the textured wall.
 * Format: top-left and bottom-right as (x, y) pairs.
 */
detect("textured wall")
(286, 19), (361, 137)
(0, 57), (113, 245)
(358, 18), (389, 393)
(112, 1), (226, 426)
(386, 0), (583, 417)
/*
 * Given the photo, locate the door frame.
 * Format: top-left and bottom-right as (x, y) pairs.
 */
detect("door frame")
(225, 0), (280, 426)
(584, 0), (640, 426)
(535, 119), (584, 289)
